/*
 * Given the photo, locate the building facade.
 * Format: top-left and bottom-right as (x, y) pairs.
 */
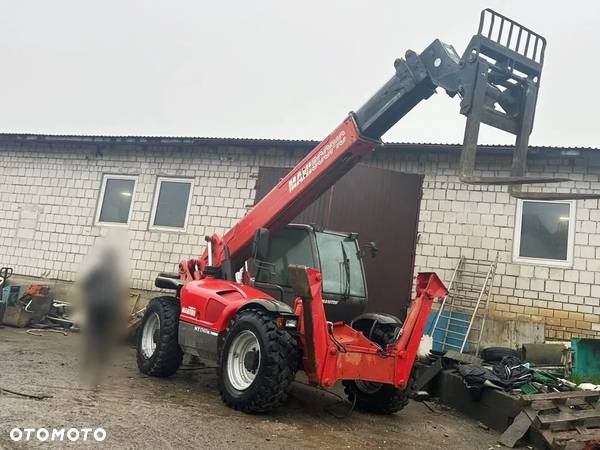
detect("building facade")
(1, 134), (599, 340)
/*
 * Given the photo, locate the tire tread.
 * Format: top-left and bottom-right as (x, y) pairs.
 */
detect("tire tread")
(136, 296), (182, 377)
(218, 309), (298, 413)
(342, 321), (409, 414)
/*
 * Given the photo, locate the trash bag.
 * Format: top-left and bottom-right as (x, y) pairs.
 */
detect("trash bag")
(457, 356), (532, 400)
(490, 356), (532, 389)
(457, 364), (503, 400)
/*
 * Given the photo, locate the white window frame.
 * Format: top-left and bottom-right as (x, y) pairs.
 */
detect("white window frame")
(513, 199), (576, 267)
(95, 174), (138, 227)
(149, 177), (194, 232)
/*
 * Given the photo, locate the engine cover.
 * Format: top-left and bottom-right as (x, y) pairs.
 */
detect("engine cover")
(178, 277), (280, 333)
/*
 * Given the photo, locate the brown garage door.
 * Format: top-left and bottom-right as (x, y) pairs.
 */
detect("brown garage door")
(254, 164), (423, 318)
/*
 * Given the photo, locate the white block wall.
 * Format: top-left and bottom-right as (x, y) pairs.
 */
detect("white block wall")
(369, 148), (600, 339)
(1, 139), (599, 339)
(0, 141), (304, 290)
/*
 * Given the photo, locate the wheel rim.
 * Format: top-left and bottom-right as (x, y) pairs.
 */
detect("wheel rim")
(355, 380), (383, 394)
(227, 330), (261, 391)
(141, 312), (160, 359)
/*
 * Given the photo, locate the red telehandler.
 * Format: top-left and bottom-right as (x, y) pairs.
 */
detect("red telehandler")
(136, 9), (548, 413)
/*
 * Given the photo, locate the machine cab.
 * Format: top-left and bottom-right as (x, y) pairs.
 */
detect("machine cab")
(251, 224), (368, 323)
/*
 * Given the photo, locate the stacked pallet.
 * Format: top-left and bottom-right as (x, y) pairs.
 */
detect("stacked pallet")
(501, 391), (600, 449)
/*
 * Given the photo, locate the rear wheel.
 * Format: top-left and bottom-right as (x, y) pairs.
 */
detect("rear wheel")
(342, 380), (411, 414)
(218, 309), (298, 413)
(136, 296), (182, 377)
(343, 320), (410, 414)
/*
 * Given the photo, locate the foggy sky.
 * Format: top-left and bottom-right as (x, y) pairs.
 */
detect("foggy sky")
(0, 1), (597, 148)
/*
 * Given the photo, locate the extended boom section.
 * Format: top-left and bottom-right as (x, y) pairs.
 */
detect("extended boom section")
(180, 9), (554, 281)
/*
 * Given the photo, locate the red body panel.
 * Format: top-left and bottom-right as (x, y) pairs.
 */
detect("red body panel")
(179, 277), (274, 332)
(294, 267), (447, 388)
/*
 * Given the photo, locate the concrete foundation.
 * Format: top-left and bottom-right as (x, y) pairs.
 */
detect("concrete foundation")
(477, 316), (545, 350)
(428, 306), (546, 352)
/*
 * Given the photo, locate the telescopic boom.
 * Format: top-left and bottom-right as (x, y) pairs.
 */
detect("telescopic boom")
(180, 9), (553, 282)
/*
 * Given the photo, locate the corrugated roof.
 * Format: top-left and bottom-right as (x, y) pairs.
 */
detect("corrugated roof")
(0, 133), (318, 147)
(0, 132), (597, 153)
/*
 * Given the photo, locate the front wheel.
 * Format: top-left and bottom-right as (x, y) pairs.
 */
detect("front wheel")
(218, 309), (298, 413)
(136, 296), (182, 377)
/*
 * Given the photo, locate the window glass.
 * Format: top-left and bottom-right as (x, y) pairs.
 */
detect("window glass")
(98, 178), (135, 224)
(518, 201), (571, 261)
(315, 231), (366, 297)
(153, 180), (192, 229)
(255, 228), (315, 286)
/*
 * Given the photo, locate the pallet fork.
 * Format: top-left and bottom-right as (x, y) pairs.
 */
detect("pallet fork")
(355, 10), (590, 200)
(456, 10), (597, 200)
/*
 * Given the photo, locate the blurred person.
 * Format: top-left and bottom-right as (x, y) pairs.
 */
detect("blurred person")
(78, 230), (129, 385)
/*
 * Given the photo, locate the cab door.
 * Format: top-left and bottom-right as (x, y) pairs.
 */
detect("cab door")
(253, 225), (318, 310)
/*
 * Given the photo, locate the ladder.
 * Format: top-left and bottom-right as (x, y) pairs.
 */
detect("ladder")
(430, 254), (498, 355)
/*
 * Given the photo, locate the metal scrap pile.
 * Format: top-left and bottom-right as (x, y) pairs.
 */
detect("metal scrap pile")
(0, 268), (75, 331)
(413, 343), (600, 449)
(0, 266), (146, 340)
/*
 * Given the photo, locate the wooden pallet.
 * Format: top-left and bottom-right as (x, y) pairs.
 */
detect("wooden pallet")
(520, 391), (600, 450)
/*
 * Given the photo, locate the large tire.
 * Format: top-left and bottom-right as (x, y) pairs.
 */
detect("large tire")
(369, 324), (400, 348)
(480, 346), (520, 362)
(342, 321), (409, 414)
(218, 309), (298, 413)
(342, 380), (411, 414)
(136, 296), (182, 377)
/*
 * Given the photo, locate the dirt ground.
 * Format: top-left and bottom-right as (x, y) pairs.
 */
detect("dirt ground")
(0, 327), (502, 449)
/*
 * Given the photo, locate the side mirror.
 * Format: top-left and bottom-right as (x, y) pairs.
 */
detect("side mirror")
(360, 242), (378, 258)
(251, 228), (270, 261)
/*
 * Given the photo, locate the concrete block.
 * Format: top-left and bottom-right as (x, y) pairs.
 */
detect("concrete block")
(576, 284), (591, 297)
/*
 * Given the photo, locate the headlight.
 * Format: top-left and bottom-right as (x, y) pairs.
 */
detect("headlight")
(284, 319), (297, 329)
(276, 316), (298, 330)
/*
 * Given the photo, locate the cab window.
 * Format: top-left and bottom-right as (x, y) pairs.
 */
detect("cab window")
(255, 228), (316, 287)
(315, 232), (366, 298)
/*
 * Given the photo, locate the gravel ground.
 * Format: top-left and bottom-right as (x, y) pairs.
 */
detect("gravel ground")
(0, 327), (501, 449)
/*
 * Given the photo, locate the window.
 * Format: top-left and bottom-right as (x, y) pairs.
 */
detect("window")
(95, 175), (137, 225)
(513, 199), (576, 266)
(150, 177), (193, 230)
(255, 228), (316, 286)
(315, 231), (366, 298)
